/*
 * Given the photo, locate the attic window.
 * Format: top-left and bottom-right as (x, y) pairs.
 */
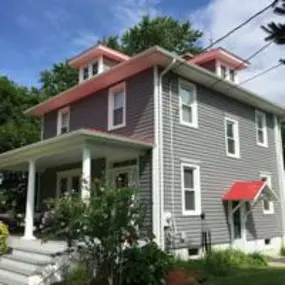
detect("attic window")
(221, 65), (227, 79)
(229, 69), (235, 82)
(83, 65), (89, 80)
(92, 61), (99, 76)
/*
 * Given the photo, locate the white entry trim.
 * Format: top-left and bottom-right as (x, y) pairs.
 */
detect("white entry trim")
(56, 168), (81, 197)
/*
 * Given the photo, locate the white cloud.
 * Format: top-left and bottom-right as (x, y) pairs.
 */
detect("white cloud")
(111, 0), (160, 33)
(72, 31), (99, 49)
(190, 0), (285, 105)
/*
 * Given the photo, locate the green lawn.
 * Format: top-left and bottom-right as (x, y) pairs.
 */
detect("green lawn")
(205, 268), (285, 285)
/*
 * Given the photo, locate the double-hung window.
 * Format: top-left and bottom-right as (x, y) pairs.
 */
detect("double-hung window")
(255, 110), (268, 147)
(225, 117), (240, 158)
(260, 173), (274, 214)
(108, 82), (126, 130)
(57, 107), (70, 135)
(179, 80), (198, 128)
(181, 163), (201, 216)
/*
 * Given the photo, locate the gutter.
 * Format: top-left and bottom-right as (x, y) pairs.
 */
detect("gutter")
(157, 59), (176, 249)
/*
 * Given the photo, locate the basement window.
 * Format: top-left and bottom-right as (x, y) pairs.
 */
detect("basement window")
(188, 248), (199, 257)
(264, 238), (271, 246)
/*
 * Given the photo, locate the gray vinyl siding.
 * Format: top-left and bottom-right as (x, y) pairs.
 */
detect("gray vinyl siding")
(162, 73), (282, 248)
(43, 68), (154, 143)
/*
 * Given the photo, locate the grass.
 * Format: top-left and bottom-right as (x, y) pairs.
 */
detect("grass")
(205, 268), (285, 285)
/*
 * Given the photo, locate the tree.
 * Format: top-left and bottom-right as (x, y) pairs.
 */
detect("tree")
(39, 61), (78, 98)
(262, 0), (285, 44)
(104, 15), (203, 56)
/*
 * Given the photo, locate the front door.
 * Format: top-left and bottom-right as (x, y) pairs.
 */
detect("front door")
(230, 201), (246, 250)
(113, 167), (138, 188)
(57, 169), (81, 197)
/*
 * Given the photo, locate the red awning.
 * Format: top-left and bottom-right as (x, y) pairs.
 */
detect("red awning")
(223, 181), (269, 201)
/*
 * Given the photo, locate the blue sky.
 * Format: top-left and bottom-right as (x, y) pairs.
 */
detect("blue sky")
(0, 0), (208, 87)
(0, 0), (284, 104)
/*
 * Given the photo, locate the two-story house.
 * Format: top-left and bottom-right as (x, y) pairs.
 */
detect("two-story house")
(0, 44), (285, 258)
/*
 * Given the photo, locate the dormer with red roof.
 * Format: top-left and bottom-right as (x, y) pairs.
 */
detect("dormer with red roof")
(188, 47), (248, 83)
(68, 44), (130, 83)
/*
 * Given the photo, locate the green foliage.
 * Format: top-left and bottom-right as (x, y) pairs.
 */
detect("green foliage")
(39, 61), (78, 98)
(42, 181), (147, 285)
(262, 0), (285, 45)
(0, 222), (9, 254)
(66, 264), (91, 285)
(41, 192), (86, 246)
(122, 242), (173, 285)
(204, 249), (268, 276)
(104, 15), (203, 56)
(280, 246), (285, 256)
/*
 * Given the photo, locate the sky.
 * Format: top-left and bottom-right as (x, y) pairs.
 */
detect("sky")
(0, 0), (284, 105)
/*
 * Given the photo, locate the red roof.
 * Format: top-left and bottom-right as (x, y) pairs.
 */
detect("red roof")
(222, 181), (266, 201)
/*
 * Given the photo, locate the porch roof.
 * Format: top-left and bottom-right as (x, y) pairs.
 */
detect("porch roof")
(0, 129), (153, 171)
(222, 180), (278, 202)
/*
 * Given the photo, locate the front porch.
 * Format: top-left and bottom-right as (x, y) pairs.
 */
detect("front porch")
(0, 129), (153, 240)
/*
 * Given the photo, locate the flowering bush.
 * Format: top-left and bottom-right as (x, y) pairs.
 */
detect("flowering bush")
(0, 221), (9, 254)
(42, 180), (147, 285)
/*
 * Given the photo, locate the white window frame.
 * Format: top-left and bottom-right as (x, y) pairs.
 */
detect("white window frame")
(181, 163), (201, 216)
(57, 107), (70, 135)
(108, 82), (126, 130)
(255, 110), (268, 148)
(56, 168), (81, 198)
(259, 172), (274, 214)
(225, 117), (240, 159)
(179, 79), (198, 128)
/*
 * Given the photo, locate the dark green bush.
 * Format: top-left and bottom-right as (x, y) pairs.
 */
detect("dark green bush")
(204, 249), (268, 276)
(66, 264), (91, 285)
(280, 246), (285, 257)
(121, 242), (174, 285)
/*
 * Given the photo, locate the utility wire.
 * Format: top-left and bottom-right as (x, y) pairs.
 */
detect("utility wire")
(240, 59), (285, 85)
(209, 41), (272, 89)
(202, 0), (279, 51)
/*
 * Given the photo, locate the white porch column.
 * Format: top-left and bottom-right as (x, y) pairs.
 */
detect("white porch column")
(22, 160), (36, 240)
(82, 147), (91, 200)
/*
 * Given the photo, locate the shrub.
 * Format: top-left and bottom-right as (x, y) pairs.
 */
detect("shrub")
(121, 242), (174, 285)
(66, 264), (91, 285)
(0, 221), (9, 254)
(280, 246), (285, 256)
(204, 249), (267, 276)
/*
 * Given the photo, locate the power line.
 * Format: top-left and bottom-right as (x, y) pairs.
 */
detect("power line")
(240, 59), (285, 85)
(209, 41), (272, 89)
(203, 0), (279, 51)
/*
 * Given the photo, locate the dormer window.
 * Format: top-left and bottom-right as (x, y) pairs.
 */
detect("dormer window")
(92, 61), (98, 76)
(221, 65), (227, 79)
(229, 69), (235, 82)
(83, 65), (89, 80)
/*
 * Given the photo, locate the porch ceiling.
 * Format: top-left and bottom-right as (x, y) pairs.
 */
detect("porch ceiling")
(0, 129), (153, 171)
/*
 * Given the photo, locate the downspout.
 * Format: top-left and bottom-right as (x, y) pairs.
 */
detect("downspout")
(158, 59), (176, 249)
(274, 115), (285, 244)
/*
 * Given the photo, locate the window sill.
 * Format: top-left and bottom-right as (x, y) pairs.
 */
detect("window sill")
(108, 123), (126, 131)
(226, 153), (240, 159)
(182, 210), (201, 217)
(263, 210), (274, 215)
(257, 142), (268, 148)
(180, 121), (198, 129)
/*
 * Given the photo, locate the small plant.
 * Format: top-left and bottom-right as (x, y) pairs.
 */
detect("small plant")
(204, 249), (267, 276)
(66, 264), (91, 285)
(0, 221), (9, 254)
(280, 246), (285, 256)
(121, 241), (174, 285)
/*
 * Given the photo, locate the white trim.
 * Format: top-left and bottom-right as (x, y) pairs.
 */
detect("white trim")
(82, 147), (91, 200)
(274, 115), (285, 239)
(225, 117), (240, 159)
(216, 60), (238, 83)
(57, 106), (70, 135)
(181, 162), (201, 216)
(259, 172), (274, 214)
(108, 82), (126, 130)
(152, 66), (161, 246)
(255, 110), (268, 148)
(179, 79), (198, 129)
(56, 168), (81, 198)
(22, 159), (36, 240)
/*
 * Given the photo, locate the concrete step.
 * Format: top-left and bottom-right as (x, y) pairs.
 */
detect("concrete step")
(0, 275), (27, 285)
(12, 246), (54, 263)
(0, 254), (48, 273)
(0, 263), (32, 284)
